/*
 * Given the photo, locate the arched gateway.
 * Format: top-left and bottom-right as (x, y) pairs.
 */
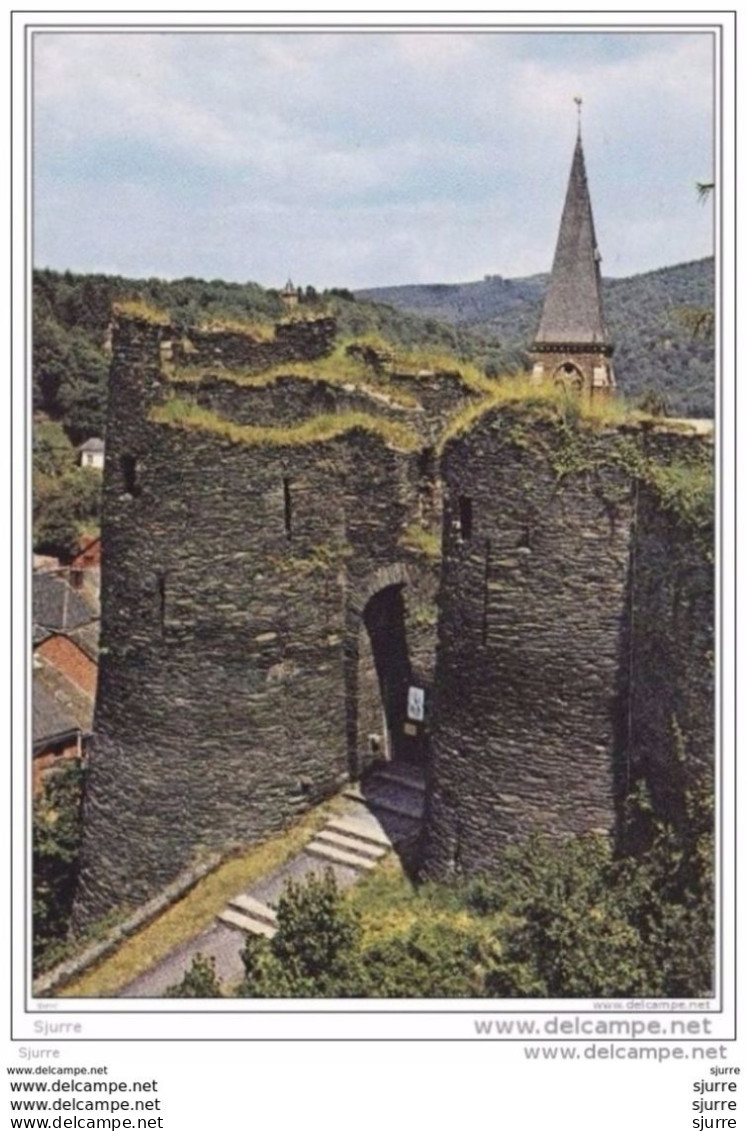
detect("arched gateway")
(345, 564), (427, 779)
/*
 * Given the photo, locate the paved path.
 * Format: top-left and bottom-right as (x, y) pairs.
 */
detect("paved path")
(117, 763), (424, 997)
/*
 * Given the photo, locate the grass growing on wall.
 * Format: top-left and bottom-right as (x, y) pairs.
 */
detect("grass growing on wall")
(113, 299), (171, 326)
(439, 377), (714, 539)
(163, 342), (420, 409)
(149, 396), (421, 452)
(399, 522), (442, 560)
(194, 315), (276, 339)
(163, 335), (495, 404)
(391, 348), (496, 395)
(437, 376), (636, 452)
(643, 455), (714, 531)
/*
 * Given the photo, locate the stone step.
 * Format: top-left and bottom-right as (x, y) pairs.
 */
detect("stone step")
(315, 828), (388, 860)
(304, 839), (378, 871)
(372, 766), (426, 794)
(326, 814), (394, 848)
(218, 907), (276, 939)
(343, 785), (424, 822)
(228, 893), (278, 927)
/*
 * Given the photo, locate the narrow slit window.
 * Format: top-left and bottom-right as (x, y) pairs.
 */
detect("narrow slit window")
(283, 477), (292, 536)
(518, 523), (532, 551)
(121, 454), (141, 498)
(458, 495), (473, 541)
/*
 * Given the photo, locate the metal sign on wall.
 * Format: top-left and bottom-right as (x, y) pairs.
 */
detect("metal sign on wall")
(407, 686), (425, 722)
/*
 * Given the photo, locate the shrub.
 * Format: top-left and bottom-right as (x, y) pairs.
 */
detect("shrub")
(33, 762), (86, 975)
(357, 920), (492, 997)
(236, 787), (713, 1000)
(240, 870), (364, 998)
(165, 954), (223, 998)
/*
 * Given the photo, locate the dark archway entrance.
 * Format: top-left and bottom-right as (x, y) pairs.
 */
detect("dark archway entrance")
(357, 584), (421, 769)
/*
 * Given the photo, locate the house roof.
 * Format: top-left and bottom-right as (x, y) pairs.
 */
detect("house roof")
(534, 135), (609, 347)
(33, 572), (99, 632)
(80, 437), (105, 453)
(33, 660), (93, 748)
(66, 621), (100, 662)
(33, 624), (52, 647)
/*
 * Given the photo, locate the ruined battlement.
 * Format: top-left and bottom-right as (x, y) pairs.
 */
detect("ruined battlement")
(165, 314), (338, 372)
(74, 313), (714, 923)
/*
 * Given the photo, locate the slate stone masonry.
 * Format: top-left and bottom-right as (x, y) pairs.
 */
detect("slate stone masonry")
(74, 313), (713, 922)
(421, 410), (714, 877)
(74, 315), (446, 923)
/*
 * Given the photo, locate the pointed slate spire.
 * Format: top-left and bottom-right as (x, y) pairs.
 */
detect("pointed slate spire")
(535, 134), (608, 346)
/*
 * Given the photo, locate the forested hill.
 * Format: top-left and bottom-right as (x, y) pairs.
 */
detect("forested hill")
(356, 273), (547, 325)
(33, 258), (714, 444)
(31, 260), (713, 558)
(357, 258), (715, 418)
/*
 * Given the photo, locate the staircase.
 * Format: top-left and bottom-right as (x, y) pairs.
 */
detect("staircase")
(218, 893), (278, 938)
(217, 762), (425, 940)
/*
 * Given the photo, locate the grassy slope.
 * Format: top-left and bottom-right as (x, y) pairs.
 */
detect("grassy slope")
(59, 800), (342, 998)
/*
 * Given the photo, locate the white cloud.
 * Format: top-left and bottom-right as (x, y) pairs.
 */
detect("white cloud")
(32, 29), (715, 286)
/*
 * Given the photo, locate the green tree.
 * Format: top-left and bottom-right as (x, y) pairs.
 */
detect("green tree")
(33, 420), (76, 478)
(33, 762), (86, 974)
(165, 954), (223, 998)
(240, 871), (364, 998)
(358, 920), (490, 997)
(33, 316), (72, 413)
(270, 870), (362, 994)
(472, 834), (652, 998)
(33, 468), (102, 560)
(58, 331), (109, 439)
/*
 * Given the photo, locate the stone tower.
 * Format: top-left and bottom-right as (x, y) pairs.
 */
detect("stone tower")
(529, 126), (616, 394)
(281, 278), (300, 314)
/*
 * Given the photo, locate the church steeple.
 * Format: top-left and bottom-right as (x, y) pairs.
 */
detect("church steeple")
(530, 110), (615, 394)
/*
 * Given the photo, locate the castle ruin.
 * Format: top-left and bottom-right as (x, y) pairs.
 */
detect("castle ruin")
(73, 135), (713, 923)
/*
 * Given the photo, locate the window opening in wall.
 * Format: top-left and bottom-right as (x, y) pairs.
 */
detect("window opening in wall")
(283, 477), (292, 536)
(121, 454), (141, 498)
(458, 495), (473, 541)
(417, 446), (434, 478)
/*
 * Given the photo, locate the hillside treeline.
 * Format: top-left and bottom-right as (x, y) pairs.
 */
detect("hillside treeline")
(359, 258), (716, 418)
(33, 269), (478, 437)
(32, 269), (479, 557)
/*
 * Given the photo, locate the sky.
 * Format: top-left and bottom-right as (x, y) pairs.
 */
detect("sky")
(33, 28), (715, 290)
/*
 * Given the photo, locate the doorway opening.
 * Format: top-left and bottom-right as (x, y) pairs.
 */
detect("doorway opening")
(357, 584), (419, 769)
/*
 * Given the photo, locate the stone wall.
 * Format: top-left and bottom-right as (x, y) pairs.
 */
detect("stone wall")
(167, 316), (337, 373)
(170, 372), (423, 435)
(529, 346), (615, 393)
(624, 479), (714, 827)
(422, 409), (713, 877)
(74, 315), (450, 923)
(75, 313), (713, 917)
